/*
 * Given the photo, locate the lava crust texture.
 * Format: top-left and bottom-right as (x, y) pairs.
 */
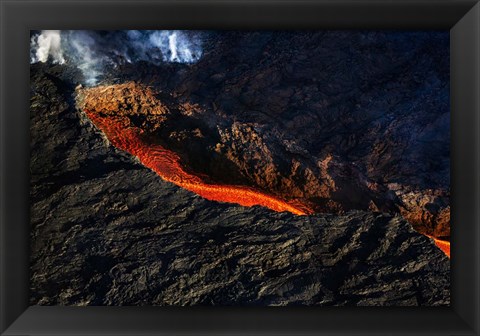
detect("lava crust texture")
(30, 31), (450, 306)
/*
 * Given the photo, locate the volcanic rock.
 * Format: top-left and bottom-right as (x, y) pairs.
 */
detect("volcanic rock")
(30, 62), (450, 306)
(96, 31), (450, 239)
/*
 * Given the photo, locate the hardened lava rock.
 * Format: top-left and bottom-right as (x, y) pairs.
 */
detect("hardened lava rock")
(30, 62), (449, 306)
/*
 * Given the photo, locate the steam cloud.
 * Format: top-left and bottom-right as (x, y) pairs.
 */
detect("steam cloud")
(30, 30), (65, 64)
(30, 30), (204, 86)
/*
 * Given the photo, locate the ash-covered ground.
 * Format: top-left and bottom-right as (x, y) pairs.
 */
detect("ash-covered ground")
(30, 31), (450, 306)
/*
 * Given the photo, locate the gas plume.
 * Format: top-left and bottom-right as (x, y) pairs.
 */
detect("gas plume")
(30, 30), (204, 85)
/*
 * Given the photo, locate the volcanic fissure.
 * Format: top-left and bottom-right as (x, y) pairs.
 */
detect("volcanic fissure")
(77, 82), (450, 258)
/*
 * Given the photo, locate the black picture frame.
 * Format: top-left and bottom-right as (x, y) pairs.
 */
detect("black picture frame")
(1, 0), (479, 335)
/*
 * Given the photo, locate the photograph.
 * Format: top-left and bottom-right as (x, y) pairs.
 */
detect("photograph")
(29, 29), (450, 306)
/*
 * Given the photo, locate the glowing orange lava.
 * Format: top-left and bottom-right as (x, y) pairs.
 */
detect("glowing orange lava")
(85, 108), (451, 258)
(85, 110), (309, 215)
(428, 236), (450, 258)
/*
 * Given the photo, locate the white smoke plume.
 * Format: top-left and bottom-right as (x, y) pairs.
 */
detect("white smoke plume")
(30, 30), (204, 86)
(67, 31), (104, 86)
(148, 30), (202, 63)
(30, 30), (65, 64)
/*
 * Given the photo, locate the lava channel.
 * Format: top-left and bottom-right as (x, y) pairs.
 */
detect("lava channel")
(85, 109), (309, 216)
(427, 236), (450, 258)
(85, 108), (450, 258)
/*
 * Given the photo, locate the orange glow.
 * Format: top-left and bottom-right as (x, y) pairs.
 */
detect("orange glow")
(431, 237), (450, 258)
(85, 110), (310, 215)
(424, 234), (450, 258)
(84, 108), (451, 259)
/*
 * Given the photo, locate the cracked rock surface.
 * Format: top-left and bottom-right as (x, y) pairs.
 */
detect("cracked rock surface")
(30, 62), (450, 306)
(100, 31), (450, 238)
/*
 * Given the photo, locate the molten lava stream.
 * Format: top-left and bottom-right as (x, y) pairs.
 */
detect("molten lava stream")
(427, 236), (450, 258)
(85, 109), (451, 258)
(85, 110), (308, 216)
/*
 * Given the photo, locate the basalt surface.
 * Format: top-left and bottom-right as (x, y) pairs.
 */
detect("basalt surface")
(30, 31), (451, 306)
(77, 81), (451, 255)
(93, 31), (450, 240)
(30, 67), (450, 306)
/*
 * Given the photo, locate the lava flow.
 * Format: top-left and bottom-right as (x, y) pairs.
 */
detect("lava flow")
(427, 236), (450, 258)
(84, 108), (452, 258)
(85, 109), (309, 216)
(80, 80), (450, 258)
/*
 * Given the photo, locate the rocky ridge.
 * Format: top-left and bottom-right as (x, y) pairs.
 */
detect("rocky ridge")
(29, 62), (450, 306)
(96, 31), (450, 239)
